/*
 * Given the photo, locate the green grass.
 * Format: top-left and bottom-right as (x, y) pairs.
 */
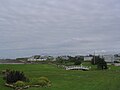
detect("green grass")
(0, 64), (120, 90)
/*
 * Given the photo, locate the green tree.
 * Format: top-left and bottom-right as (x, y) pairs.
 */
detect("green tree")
(56, 56), (64, 65)
(74, 56), (83, 65)
(97, 57), (108, 70)
(91, 56), (107, 70)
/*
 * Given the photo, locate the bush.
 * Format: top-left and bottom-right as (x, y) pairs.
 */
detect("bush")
(14, 81), (26, 87)
(36, 80), (48, 87)
(38, 77), (50, 83)
(5, 70), (28, 84)
(30, 77), (51, 87)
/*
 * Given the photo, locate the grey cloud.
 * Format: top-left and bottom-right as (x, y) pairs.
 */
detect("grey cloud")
(0, 0), (120, 58)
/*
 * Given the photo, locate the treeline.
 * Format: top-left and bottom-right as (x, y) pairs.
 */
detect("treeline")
(56, 56), (84, 65)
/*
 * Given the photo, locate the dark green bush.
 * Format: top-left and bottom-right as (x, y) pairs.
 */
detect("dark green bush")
(5, 70), (28, 84)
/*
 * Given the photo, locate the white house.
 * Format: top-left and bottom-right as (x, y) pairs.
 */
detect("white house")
(61, 56), (69, 60)
(27, 55), (47, 61)
(84, 55), (115, 63)
(101, 55), (114, 63)
(114, 54), (120, 62)
(84, 56), (93, 61)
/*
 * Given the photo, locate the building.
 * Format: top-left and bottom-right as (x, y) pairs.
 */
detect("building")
(114, 54), (120, 62)
(101, 55), (114, 63)
(84, 56), (93, 61)
(27, 55), (47, 61)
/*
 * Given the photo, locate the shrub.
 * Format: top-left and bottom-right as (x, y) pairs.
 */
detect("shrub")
(29, 78), (37, 85)
(14, 81), (26, 87)
(5, 70), (28, 84)
(30, 77), (51, 87)
(38, 77), (50, 83)
(36, 80), (48, 87)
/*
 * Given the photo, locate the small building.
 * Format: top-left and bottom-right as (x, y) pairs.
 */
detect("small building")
(84, 56), (93, 61)
(114, 54), (120, 62)
(101, 55), (114, 63)
(27, 55), (47, 61)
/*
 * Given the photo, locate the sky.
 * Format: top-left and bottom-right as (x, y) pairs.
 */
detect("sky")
(0, 0), (120, 58)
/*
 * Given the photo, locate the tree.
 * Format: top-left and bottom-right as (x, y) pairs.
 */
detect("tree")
(74, 60), (81, 65)
(91, 56), (107, 70)
(67, 56), (75, 62)
(97, 57), (107, 70)
(56, 56), (64, 65)
(74, 56), (83, 65)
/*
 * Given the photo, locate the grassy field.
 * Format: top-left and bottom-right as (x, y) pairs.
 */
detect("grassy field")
(0, 63), (120, 90)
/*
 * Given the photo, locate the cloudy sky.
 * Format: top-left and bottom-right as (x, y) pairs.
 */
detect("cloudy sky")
(0, 0), (120, 58)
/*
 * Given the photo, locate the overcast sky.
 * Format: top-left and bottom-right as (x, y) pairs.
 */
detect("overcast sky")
(0, 0), (120, 58)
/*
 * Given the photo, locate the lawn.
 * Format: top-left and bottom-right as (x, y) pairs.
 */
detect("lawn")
(0, 63), (120, 90)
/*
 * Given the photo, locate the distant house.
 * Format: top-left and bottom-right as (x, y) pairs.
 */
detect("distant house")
(114, 57), (120, 62)
(84, 55), (115, 63)
(114, 54), (120, 62)
(101, 55), (114, 63)
(84, 56), (93, 61)
(27, 55), (47, 61)
(60, 56), (69, 60)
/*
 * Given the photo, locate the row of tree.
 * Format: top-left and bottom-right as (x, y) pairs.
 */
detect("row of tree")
(56, 56), (84, 65)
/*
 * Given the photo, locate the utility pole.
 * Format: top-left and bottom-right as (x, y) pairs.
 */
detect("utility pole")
(94, 51), (95, 64)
